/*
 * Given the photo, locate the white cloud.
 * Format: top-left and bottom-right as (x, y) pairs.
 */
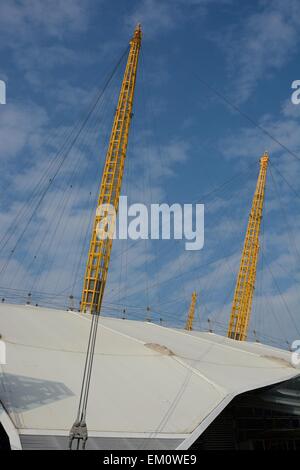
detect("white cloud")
(0, 103), (47, 161)
(0, 0), (90, 41)
(132, 138), (189, 181)
(0, 1), (94, 88)
(126, 0), (227, 38)
(221, 0), (300, 103)
(126, 0), (181, 38)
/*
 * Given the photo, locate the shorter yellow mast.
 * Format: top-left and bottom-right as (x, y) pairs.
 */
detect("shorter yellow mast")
(185, 291), (197, 331)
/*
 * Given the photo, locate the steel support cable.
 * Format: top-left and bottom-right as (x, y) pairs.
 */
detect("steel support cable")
(261, 286), (289, 347)
(0, 125), (64, 200)
(7, 220), (250, 310)
(71, 191), (96, 297)
(124, 48), (255, 324)
(3, 286), (289, 345)
(40, 110), (118, 298)
(262, 249), (300, 338)
(206, 317), (286, 348)
(31, 93), (112, 294)
(0, 285), (70, 297)
(1, 286), (288, 348)
(69, 312), (98, 449)
(0, 49), (129, 281)
(265, 256), (300, 286)
(65, 65), (125, 304)
(270, 299), (290, 347)
(143, 165), (256, 267)
(75, 294), (185, 326)
(140, 48), (164, 320)
(0, 124), (83, 252)
(0, 61), (119, 217)
(81, 315), (101, 415)
(69, 81), (123, 301)
(66, 73), (123, 303)
(12, 127), (96, 288)
(104, 301), (179, 320)
(254, 217), (265, 340)
(151, 293), (200, 307)
(192, 195), (247, 329)
(5, 290), (285, 347)
(122, 89), (137, 318)
(145, 242), (237, 319)
(270, 161), (300, 201)
(10, 181), (72, 291)
(140, 49), (154, 317)
(9, 149), (84, 293)
(0, 115), (103, 256)
(50, 94), (118, 297)
(208, 278), (236, 333)
(1, 291), (180, 323)
(1, 132), (106, 288)
(106, 165), (257, 307)
(269, 165), (300, 263)
(23, 64), (123, 280)
(29, 185), (75, 294)
(0, 147), (86, 283)
(193, 73), (300, 165)
(196, 312), (283, 344)
(108, 245), (244, 309)
(120, 176), (131, 319)
(112, 49), (152, 318)
(117, 105), (137, 316)
(98, 164), (256, 295)
(195, 303), (202, 330)
(194, 265), (233, 334)
(0, 163), (255, 304)
(254, 163), (269, 342)
(0, 291), (133, 310)
(0, 51), (128, 256)
(115, 120), (134, 312)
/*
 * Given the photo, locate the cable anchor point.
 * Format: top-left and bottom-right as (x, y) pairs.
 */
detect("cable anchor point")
(69, 419), (88, 450)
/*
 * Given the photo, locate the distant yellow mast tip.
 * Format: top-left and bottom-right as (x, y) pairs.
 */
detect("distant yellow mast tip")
(185, 291), (197, 331)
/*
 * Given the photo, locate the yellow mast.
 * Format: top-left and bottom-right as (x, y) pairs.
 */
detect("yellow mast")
(185, 291), (197, 331)
(80, 25), (142, 314)
(227, 152), (269, 341)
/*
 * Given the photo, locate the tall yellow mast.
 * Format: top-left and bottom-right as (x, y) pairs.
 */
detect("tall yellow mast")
(227, 152), (269, 341)
(70, 25), (142, 450)
(80, 25), (142, 314)
(185, 291), (197, 331)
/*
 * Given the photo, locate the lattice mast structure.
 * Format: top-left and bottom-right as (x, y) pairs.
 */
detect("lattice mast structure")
(80, 25), (142, 314)
(227, 152), (269, 341)
(185, 291), (197, 331)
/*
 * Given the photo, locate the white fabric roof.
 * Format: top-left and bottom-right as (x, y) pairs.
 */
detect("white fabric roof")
(0, 303), (299, 448)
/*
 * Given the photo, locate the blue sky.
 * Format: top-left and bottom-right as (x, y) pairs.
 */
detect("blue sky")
(0, 0), (299, 348)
